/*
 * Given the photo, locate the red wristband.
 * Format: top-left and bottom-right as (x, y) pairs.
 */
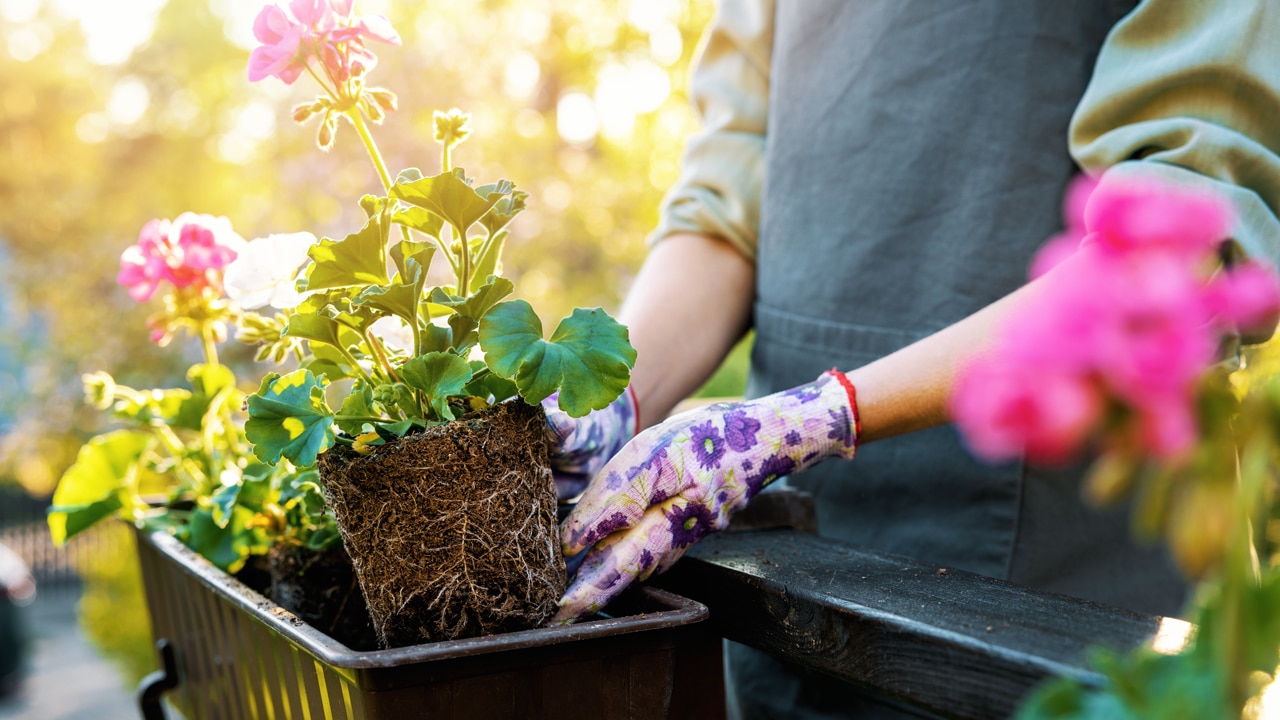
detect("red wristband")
(825, 369), (861, 445)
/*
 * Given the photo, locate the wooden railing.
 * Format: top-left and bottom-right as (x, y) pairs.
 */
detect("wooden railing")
(653, 490), (1184, 720)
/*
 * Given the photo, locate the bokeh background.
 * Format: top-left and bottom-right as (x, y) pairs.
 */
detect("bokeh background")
(0, 0), (747, 690)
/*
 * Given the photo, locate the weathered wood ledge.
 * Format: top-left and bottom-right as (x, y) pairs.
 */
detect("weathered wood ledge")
(653, 526), (1182, 720)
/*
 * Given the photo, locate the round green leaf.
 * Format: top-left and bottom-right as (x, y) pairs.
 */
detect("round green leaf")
(480, 301), (635, 417)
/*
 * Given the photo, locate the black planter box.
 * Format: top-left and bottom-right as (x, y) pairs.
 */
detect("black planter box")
(135, 530), (724, 719)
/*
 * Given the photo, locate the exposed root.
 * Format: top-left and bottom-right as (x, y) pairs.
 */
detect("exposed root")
(317, 400), (565, 648)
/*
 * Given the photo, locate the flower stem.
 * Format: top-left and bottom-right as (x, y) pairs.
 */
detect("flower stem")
(200, 323), (219, 368)
(348, 109), (394, 193)
(347, 108), (416, 264)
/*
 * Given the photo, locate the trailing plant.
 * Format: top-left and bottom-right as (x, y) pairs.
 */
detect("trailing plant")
(239, 1), (636, 468)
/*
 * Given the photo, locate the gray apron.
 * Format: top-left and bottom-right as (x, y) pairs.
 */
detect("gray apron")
(731, 2), (1188, 717)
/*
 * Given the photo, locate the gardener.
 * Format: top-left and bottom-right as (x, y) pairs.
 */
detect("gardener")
(547, 1), (1280, 717)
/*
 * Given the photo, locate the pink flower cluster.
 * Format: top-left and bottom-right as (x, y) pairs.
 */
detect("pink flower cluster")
(117, 213), (245, 303)
(248, 0), (400, 86)
(953, 178), (1280, 464)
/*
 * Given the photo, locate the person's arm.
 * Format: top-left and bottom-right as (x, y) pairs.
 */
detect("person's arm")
(1070, 0), (1280, 285)
(620, 232), (755, 429)
(544, 0), (772, 477)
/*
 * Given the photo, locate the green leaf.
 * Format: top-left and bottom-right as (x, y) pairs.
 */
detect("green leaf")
(450, 314), (479, 355)
(419, 323), (453, 354)
(464, 366), (519, 404)
(172, 363), (239, 431)
(302, 344), (353, 381)
(354, 259), (424, 328)
(303, 212), (391, 291)
(441, 275), (515, 323)
(394, 206), (445, 240)
(391, 239), (436, 282)
(478, 189), (527, 237)
(480, 302), (636, 416)
(390, 169), (509, 236)
(210, 471), (273, 529)
(186, 506), (267, 573)
(337, 381), (380, 436)
(285, 307), (372, 351)
(401, 352), (473, 421)
(395, 167), (424, 184)
(245, 370), (335, 467)
(110, 388), (189, 427)
(470, 231), (508, 293)
(48, 430), (152, 544)
(304, 526), (342, 551)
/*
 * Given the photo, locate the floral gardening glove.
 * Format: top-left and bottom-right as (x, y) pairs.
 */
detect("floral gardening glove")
(555, 370), (859, 621)
(543, 386), (640, 500)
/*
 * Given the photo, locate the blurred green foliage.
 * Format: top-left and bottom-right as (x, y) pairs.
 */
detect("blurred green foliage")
(76, 523), (154, 686)
(0, 0), (719, 495)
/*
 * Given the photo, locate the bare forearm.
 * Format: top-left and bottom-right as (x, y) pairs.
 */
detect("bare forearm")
(846, 280), (1041, 444)
(620, 232), (755, 429)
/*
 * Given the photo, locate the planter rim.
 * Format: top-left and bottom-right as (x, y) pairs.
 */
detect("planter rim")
(144, 530), (709, 670)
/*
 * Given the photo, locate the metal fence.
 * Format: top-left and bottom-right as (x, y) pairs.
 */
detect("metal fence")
(0, 487), (126, 598)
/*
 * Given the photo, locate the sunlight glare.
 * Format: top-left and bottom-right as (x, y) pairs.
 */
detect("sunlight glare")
(106, 77), (151, 127)
(504, 52), (541, 100)
(216, 101), (276, 165)
(627, 0), (678, 32)
(6, 23), (51, 62)
(1150, 616), (1195, 655)
(52, 0), (168, 65)
(556, 92), (599, 145)
(594, 63), (636, 140)
(649, 22), (683, 66)
(0, 0), (39, 23)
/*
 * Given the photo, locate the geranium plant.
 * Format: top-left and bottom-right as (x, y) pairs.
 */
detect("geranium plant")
(237, 0), (635, 647)
(951, 177), (1280, 718)
(240, 1), (635, 469)
(48, 214), (340, 573)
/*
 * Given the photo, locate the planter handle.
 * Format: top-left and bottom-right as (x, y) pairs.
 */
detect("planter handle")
(138, 638), (178, 720)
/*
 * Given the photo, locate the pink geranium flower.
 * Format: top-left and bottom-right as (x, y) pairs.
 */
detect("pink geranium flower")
(1204, 261), (1280, 334)
(117, 214), (244, 302)
(248, 0), (401, 86)
(1084, 180), (1231, 260)
(951, 355), (1102, 466)
(954, 175), (1280, 464)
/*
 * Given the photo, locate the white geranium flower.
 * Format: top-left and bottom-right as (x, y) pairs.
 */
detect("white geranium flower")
(224, 232), (318, 310)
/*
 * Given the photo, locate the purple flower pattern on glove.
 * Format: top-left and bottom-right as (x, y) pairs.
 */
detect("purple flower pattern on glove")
(689, 421), (726, 470)
(543, 388), (638, 498)
(724, 410), (762, 452)
(556, 372), (858, 621)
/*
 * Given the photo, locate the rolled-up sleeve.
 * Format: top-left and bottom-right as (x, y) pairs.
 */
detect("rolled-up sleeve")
(1070, 0), (1280, 268)
(648, 0), (774, 262)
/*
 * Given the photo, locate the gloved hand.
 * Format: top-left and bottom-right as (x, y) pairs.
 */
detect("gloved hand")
(543, 386), (639, 500)
(555, 370), (859, 621)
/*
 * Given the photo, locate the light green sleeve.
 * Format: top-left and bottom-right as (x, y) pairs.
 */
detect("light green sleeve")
(1070, 0), (1280, 268)
(647, 0), (773, 263)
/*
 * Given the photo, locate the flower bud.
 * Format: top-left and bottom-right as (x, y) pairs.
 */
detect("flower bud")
(292, 100), (325, 124)
(434, 107), (472, 148)
(317, 111), (338, 151)
(367, 88), (398, 114)
(83, 371), (117, 410)
(361, 95), (385, 124)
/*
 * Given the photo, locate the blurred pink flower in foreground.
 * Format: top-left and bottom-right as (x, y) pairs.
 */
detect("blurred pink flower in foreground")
(118, 213), (245, 303)
(248, 0), (401, 86)
(954, 177), (1280, 464)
